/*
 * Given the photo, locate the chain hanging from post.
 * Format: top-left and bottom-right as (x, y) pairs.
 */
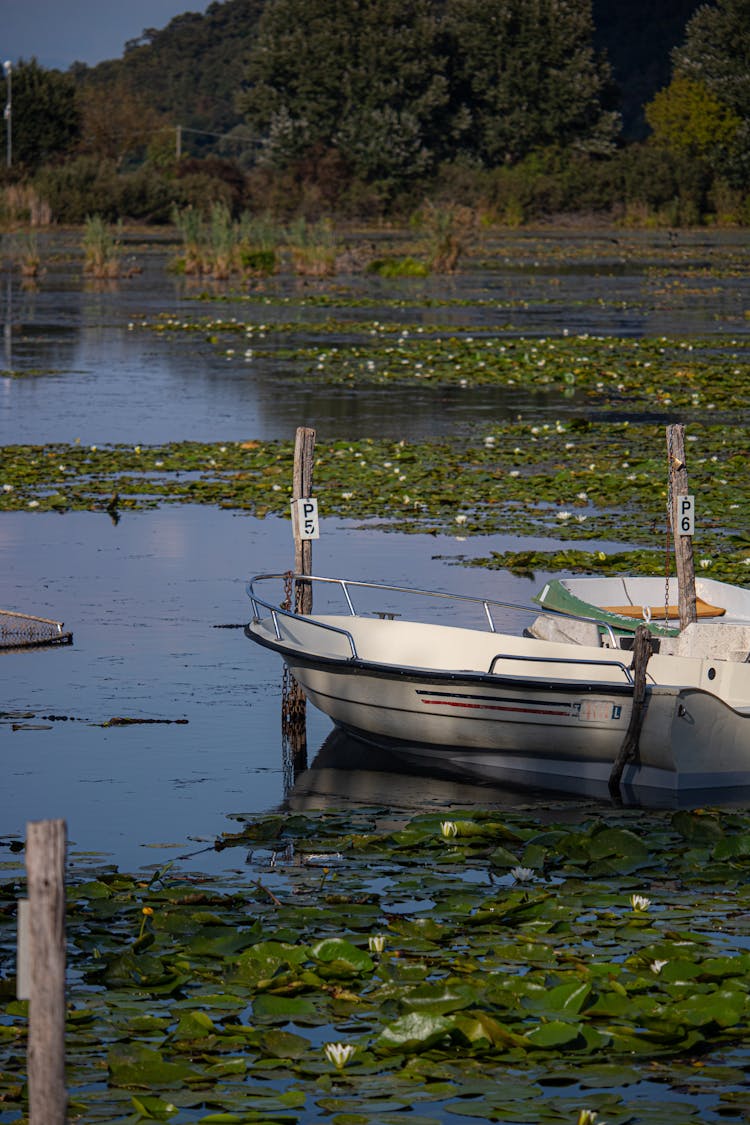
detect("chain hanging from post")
(280, 570), (306, 742)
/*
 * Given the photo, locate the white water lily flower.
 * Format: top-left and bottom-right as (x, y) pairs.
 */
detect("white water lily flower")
(2, 484), (13, 492)
(631, 894), (651, 912)
(700, 559), (711, 569)
(510, 866), (534, 882)
(441, 821), (458, 838)
(368, 934), (386, 954)
(509, 470), (520, 478)
(556, 511), (572, 521)
(28, 500), (40, 508)
(650, 959), (668, 974)
(324, 1042), (356, 1069)
(577, 1112), (606, 1125)
(455, 514), (467, 524)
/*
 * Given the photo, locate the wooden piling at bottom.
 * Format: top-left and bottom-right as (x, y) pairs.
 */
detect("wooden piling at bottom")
(25, 818), (67, 1125)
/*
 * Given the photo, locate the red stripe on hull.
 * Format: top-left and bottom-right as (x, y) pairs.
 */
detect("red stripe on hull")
(420, 699), (571, 717)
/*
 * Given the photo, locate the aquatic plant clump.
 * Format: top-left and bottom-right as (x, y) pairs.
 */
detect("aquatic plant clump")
(2, 806), (750, 1121)
(3, 421), (750, 580)
(139, 309), (750, 413)
(82, 215), (123, 278)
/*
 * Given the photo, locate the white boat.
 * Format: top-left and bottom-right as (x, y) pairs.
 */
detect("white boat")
(534, 575), (750, 637)
(245, 573), (750, 799)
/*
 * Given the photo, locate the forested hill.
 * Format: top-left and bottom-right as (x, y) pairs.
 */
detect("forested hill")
(73, 0), (265, 139)
(77, 0), (702, 144)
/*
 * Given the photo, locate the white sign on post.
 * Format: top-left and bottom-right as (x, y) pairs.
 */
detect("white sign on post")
(292, 497), (320, 540)
(676, 494), (695, 536)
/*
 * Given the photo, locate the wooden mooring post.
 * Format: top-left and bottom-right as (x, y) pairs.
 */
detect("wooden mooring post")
(608, 624), (652, 800)
(667, 423), (697, 631)
(292, 426), (316, 617)
(282, 426), (317, 779)
(22, 818), (67, 1125)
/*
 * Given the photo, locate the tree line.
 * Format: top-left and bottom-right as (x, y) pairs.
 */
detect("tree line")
(2, 0), (749, 227)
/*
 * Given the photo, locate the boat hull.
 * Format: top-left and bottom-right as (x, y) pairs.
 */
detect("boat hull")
(292, 658), (750, 793)
(245, 580), (750, 797)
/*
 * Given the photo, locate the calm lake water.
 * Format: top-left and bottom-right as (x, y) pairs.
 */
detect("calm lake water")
(3, 227), (750, 872)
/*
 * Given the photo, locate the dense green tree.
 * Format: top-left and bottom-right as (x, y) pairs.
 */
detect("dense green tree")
(592, 0), (701, 139)
(8, 59), (81, 171)
(78, 79), (169, 168)
(669, 0), (750, 182)
(443, 0), (620, 167)
(672, 0), (750, 118)
(645, 73), (741, 157)
(239, 0), (448, 186)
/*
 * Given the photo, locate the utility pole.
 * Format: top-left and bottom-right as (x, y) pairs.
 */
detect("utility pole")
(3, 61), (11, 169)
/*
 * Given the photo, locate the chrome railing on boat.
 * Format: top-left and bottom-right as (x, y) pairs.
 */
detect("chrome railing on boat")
(246, 572), (620, 658)
(488, 651), (634, 684)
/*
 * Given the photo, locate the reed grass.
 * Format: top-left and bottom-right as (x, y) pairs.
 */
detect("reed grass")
(172, 205), (281, 278)
(0, 185), (52, 227)
(285, 217), (337, 277)
(13, 230), (42, 277)
(82, 215), (122, 278)
(417, 200), (476, 272)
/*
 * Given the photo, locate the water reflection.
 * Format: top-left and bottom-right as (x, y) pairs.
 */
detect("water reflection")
(287, 728), (567, 812)
(3, 228), (750, 445)
(289, 728), (750, 813)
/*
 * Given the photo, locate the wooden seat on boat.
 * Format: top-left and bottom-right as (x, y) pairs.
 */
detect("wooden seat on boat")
(601, 597), (725, 621)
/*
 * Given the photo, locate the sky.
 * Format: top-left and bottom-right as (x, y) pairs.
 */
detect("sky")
(2, 0), (210, 70)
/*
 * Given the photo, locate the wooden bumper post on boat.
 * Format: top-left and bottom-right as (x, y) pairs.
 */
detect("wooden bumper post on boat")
(609, 624), (652, 799)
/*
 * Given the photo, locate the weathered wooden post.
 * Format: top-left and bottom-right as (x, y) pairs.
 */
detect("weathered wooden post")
(609, 624), (652, 800)
(282, 426), (317, 780)
(24, 818), (67, 1125)
(666, 424), (697, 631)
(292, 426), (316, 616)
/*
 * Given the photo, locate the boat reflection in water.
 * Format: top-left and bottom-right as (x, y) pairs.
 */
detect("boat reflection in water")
(286, 728), (750, 814)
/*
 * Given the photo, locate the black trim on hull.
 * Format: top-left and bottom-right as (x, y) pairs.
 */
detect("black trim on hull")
(246, 624), (639, 700)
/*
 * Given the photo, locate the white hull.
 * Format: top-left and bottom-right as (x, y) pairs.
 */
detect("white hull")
(246, 575), (750, 796)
